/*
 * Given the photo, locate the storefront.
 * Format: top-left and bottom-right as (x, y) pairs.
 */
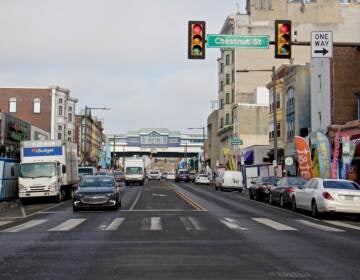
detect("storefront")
(0, 113), (31, 159)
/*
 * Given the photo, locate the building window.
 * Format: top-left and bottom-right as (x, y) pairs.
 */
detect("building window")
(226, 92), (230, 104)
(276, 122), (281, 137)
(58, 125), (62, 131)
(9, 97), (16, 113)
(231, 89), (235, 103)
(59, 98), (63, 104)
(231, 69), (235, 84)
(231, 50), (235, 64)
(58, 105), (63, 116)
(33, 98), (41, 113)
(225, 54), (230, 65)
(68, 112), (73, 122)
(219, 63), (223, 73)
(68, 137), (72, 142)
(220, 118), (224, 128)
(220, 99), (224, 109)
(58, 133), (62, 140)
(276, 94), (280, 109)
(225, 113), (230, 125)
(225, 74), (230, 85)
(68, 106), (72, 112)
(220, 81), (224, 91)
(68, 130), (72, 136)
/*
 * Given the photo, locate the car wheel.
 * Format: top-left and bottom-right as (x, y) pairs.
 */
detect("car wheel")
(311, 200), (319, 217)
(254, 191), (258, 201)
(269, 193), (273, 205)
(249, 190), (254, 200)
(215, 185), (219, 191)
(291, 196), (297, 212)
(73, 206), (79, 212)
(279, 195), (285, 208)
(238, 189), (243, 193)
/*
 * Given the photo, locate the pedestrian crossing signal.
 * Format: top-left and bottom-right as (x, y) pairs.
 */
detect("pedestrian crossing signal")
(188, 21), (206, 59)
(275, 20), (292, 59)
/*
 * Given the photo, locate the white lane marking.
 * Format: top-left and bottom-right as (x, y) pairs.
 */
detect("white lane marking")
(48, 218), (86, 232)
(252, 218), (298, 231)
(150, 217), (162, 230)
(0, 221), (13, 226)
(20, 205), (27, 218)
(325, 220), (360, 231)
(104, 218), (125, 231)
(220, 218), (248, 231)
(129, 187), (143, 210)
(2, 219), (48, 233)
(188, 217), (205, 231)
(296, 219), (345, 232)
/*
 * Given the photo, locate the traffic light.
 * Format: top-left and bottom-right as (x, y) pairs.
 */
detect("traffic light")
(275, 20), (292, 59)
(188, 21), (206, 59)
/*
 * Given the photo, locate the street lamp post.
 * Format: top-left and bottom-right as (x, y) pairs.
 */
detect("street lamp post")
(188, 127), (206, 172)
(236, 67), (278, 175)
(81, 106), (110, 166)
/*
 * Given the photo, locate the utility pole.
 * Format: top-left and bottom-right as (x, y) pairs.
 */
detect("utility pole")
(272, 66), (278, 176)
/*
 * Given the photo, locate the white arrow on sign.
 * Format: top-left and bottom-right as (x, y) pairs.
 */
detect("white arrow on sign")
(311, 31), (333, 58)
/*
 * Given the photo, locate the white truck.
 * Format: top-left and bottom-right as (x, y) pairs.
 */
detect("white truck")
(124, 157), (145, 186)
(18, 140), (79, 202)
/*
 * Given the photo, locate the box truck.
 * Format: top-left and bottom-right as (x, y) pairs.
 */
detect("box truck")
(18, 140), (79, 202)
(124, 157), (145, 186)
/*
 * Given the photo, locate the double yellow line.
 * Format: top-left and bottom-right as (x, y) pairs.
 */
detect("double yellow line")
(174, 190), (207, 211)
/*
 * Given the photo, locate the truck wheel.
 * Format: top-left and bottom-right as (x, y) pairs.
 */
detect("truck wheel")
(56, 189), (65, 203)
(20, 198), (28, 205)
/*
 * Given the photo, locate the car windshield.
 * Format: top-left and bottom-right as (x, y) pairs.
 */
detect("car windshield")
(287, 177), (308, 186)
(126, 167), (143, 175)
(150, 172), (159, 174)
(20, 163), (56, 178)
(78, 168), (94, 175)
(323, 180), (360, 190)
(80, 176), (115, 188)
(199, 174), (208, 178)
(179, 171), (188, 175)
(262, 177), (279, 185)
(114, 172), (123, 176)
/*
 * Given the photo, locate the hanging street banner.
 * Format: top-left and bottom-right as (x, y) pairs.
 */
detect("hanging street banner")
(294, 136), (313, 179)
(341, 133), (356, 179)
(310, 131), (332, 179)
(207, 34), (270, 49)
(331, 129), (341, 179)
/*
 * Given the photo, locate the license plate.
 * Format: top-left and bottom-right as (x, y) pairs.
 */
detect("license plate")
(233, 180), (239, 184)
(345, 196), (353, 201)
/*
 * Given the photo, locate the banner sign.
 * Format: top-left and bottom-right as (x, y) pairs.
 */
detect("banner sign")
(294, 136), (313, 179)
(310, 131), (331, 179)
(341, 133), (355, 179)
(331, 130), (341, 179)
(23, 146), (63, 157)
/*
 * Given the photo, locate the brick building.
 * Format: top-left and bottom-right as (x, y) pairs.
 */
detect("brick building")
(0, 86), (78, 142)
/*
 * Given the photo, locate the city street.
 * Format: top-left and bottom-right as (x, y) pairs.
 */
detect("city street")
(1, 180), (359, 280)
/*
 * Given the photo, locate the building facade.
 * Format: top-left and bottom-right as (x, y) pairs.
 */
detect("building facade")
(0, 86), (77, 142)
(206, 110), (220, 169)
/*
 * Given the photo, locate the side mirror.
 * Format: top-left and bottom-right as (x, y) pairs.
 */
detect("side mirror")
(62, 165), (66, 174)
(297, 185), (304, 190)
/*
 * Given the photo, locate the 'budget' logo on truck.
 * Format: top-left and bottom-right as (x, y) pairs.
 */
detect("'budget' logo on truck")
(24, 146), (63, 157)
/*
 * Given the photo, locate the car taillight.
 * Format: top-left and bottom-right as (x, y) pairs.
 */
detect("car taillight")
(286, 187), (295, 193)
(322, 192), (334, 200)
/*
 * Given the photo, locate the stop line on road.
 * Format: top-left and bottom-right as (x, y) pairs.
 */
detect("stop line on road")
(1, 216), (358, 234)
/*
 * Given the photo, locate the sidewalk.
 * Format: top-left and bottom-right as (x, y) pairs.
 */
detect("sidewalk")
(0, 200), (20, 212)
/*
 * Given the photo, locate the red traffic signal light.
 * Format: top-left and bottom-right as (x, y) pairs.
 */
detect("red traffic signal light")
(188, 21), (206, 59)
(275, 20), (292, 59)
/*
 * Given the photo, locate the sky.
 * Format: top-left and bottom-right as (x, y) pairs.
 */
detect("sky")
(0, 0), (246, 134)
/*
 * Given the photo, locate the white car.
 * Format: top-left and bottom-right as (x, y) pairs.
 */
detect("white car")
(148, 171), (161, 180)
(291, 178), (360, 217)
(166, 172), (175, 180)
(215, 171), (243, 192)
(194, 174), (210, 185)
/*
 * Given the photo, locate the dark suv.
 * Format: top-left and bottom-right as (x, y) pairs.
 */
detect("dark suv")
(175, 170), (190, 182)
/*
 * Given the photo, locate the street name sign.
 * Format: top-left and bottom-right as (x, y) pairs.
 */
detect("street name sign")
(207, 34), (269, 49)
(231, 137), (243, 145)
(311, 31), (333, 58)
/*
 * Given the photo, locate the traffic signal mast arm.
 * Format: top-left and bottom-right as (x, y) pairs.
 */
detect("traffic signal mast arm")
(270, 41), (360, 47)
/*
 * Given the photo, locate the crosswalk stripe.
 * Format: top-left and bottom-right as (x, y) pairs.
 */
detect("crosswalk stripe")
(220, 218), (249, 231)
(48, 218), (86, 232)
(2, 219), (48, 233)
(325, 220), (360, 231)
(141, 217), (162, 231)
(252, 218), (298, 231)
(296, 220), (345, 232)
(104, 218), (125, 231)
(0, 221), (13, 227)
(180, 217), (205, 231)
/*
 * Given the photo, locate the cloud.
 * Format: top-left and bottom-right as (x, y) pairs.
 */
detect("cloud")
(0, 0), (246, 133)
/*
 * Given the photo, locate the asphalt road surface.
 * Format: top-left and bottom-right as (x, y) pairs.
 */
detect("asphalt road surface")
(0, 180), (360, 280)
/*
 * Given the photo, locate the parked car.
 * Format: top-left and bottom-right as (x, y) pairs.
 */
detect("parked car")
(249, 176), (280, 201)
(166, 172), (175, 180)
(291, 178), (360, 217)
(73, 175), (121, 211)
(175, 170), (190, 182)
(95, 170), (108, 176)
(269, 177), (308, 208)
(113, 170), (125, 184)
(161, 172), (168, 180)
(148, 171), (161, 180)
(189, 171), (196, 182)
(194, 174), (210, 185)
(215, 171), (243, 192)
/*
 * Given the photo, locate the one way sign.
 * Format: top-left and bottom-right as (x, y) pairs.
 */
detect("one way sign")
(311, 31), (333, 58)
